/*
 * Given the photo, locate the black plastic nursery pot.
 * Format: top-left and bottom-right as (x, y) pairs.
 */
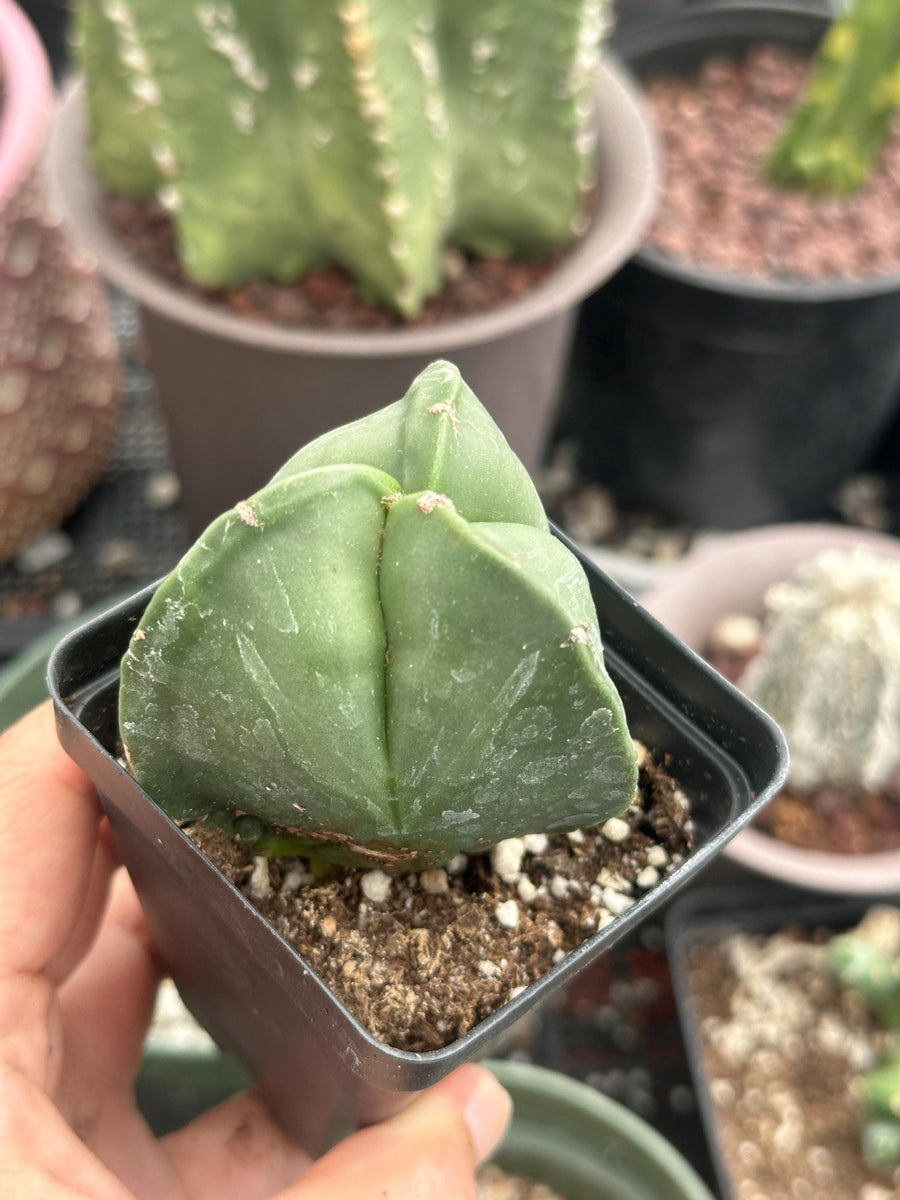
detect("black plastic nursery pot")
(49, 532), (787, 1157)
(666, 885), (895, 1200)
(564, 2), (900, 529)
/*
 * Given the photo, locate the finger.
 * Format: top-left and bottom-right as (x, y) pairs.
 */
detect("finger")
(57, 870), (163, 1109)
(161, 1088), (312, 1200)
(277, 1064), (511, 1200)
(0, 703), (103, 981)
(49, 823), (120, 985)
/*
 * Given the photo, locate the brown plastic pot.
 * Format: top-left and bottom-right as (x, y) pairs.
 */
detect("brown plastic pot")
(48, 62), (658, 535)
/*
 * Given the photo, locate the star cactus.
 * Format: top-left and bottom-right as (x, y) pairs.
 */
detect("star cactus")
(118, 361), (638, 870)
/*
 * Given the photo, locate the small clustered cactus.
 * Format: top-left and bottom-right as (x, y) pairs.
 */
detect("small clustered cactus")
(740, 547), (900, 794)
(118, 361), (638, 871)
(830, 907), (900, 1168)
(767, 0), (900, 195)
(76, 0), (610, 315)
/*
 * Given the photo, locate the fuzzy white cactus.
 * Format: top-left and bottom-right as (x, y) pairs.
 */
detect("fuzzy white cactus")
(741, 547), (900, 792)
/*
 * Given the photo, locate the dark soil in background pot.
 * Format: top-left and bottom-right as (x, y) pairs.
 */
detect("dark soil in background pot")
(106, 195), (566, 331)
(706, 629), (900, 856)
(688, 924), (900, 1200)
(187, 746), (693, 1052)
(646, 45), (900, 281)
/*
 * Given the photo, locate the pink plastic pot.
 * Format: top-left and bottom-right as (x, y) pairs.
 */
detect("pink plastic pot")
(643, 523), (900, 895)
(0, 0), (119, 564)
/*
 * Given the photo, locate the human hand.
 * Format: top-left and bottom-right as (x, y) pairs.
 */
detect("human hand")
(0, 703), (511, 1199)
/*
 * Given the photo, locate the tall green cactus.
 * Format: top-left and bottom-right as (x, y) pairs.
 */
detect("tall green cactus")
(767, 0), (900, 195)
(118, 361), (638, 871)
(740, 547), (900, 794)
(75, 0), (609, 315)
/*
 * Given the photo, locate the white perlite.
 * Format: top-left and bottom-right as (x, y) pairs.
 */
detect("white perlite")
(522, 833), (549, 855)
(280, 867), (313, 893)
(602, 888), (634, 916)
(566, 829), (585, 845)
(360, 869), (392, 903)
(549, 874), (573, 900)
(491, 838), (525, 883)
(495, 900), (520, 930)
(636, 866), (660, 889)
(446, 853), (468, 875)
(646, 845), (668, 868)
(516, 876), (537, 904)
(601, 817), (630, 843)
(248, 856), (271, 900)
(479, 959), (501, 979)
(420, 868), (448, 895)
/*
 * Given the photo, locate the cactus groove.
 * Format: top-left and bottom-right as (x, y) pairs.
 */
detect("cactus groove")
(76, 0), (609, 315)
(119, 362), (637, 870)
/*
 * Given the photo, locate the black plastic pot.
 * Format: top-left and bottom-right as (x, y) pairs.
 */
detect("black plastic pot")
(49, 532), (787, 1157)
(565, 2), (900, 529)
(666, 885), (892, 1200)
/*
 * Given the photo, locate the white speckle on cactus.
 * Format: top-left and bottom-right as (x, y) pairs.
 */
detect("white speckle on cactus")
(471, 37), (499, 71)
(198, 13), (268, 92)
(292, 60), (320, 91)
(230, 98), (256, 134)
(389, 239), (410, 261)
(129, 76), (161, 106)
(158, 184), (182, 213)
(742, 547), (900, 791)
(312, 126), (333, 150)
(409, 35), (440, 86)
(383, 195), (409, 221)
(120, 43), (151, 75)
(151, 143), (178, 180)
(375, 160), (400, 183)
(503, 142), (526, 166)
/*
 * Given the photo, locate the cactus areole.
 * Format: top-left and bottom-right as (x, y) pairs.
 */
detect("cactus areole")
(76, 0), (609, 316)
(119, 363), (638, 871)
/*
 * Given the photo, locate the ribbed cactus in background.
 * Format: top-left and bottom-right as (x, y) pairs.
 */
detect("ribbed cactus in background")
(830, 908), (900, 1168)
(118, 361), (637, 871)
(767, 0), (900, 194)
(740, 547), (900, 793)
(75, 0), (609, 316)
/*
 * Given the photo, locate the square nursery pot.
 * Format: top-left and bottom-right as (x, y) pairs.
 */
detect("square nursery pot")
(49, 532), (787, 1156)
(666, 885), (897, 1200)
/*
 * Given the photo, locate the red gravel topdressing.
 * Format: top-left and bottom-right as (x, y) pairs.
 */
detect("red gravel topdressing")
(646, 45), (900, 283)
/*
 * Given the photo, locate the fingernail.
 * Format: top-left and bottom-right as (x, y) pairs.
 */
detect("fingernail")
(461, 1069), (512, 1162)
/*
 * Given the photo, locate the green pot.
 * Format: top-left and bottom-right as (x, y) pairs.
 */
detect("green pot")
(0, 597), (130, 732)
(486, 1061), (714, 1200)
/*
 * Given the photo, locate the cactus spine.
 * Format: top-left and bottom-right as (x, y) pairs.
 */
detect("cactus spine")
(76, 0), (609, 316)
(767, 0), (900, 195)
(740, 547), (900, 794)
(118, 361), (637, 871)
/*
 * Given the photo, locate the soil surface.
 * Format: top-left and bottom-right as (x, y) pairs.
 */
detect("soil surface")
(477, 1165), (566, 1200)
(106, 195), (563, 330)
(707, 630), (900, 855)
(186, 748), (693, 1052)
(646, 45), (900, 282)
(689, 925), (900, 1200)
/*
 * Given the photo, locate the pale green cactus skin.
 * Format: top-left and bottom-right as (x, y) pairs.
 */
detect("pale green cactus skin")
(741, 548), (900, 793)
(119, 362), (637, 871)
(75, 0), (609, 315)
(767, 0), (900, 195)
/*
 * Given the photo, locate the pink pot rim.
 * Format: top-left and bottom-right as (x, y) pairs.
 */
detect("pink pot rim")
(642, 522), (900, 895)
(0, 0), (53, 207)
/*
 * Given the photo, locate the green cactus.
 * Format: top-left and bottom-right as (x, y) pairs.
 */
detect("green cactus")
(740, 547), (900, 793)
(75, 0), (609, 316)
(767, 0), (900, 195)
(118, 361), (637, 871)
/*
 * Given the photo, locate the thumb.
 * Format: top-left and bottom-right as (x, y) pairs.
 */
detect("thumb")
(276, 1064), (511, 1200)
